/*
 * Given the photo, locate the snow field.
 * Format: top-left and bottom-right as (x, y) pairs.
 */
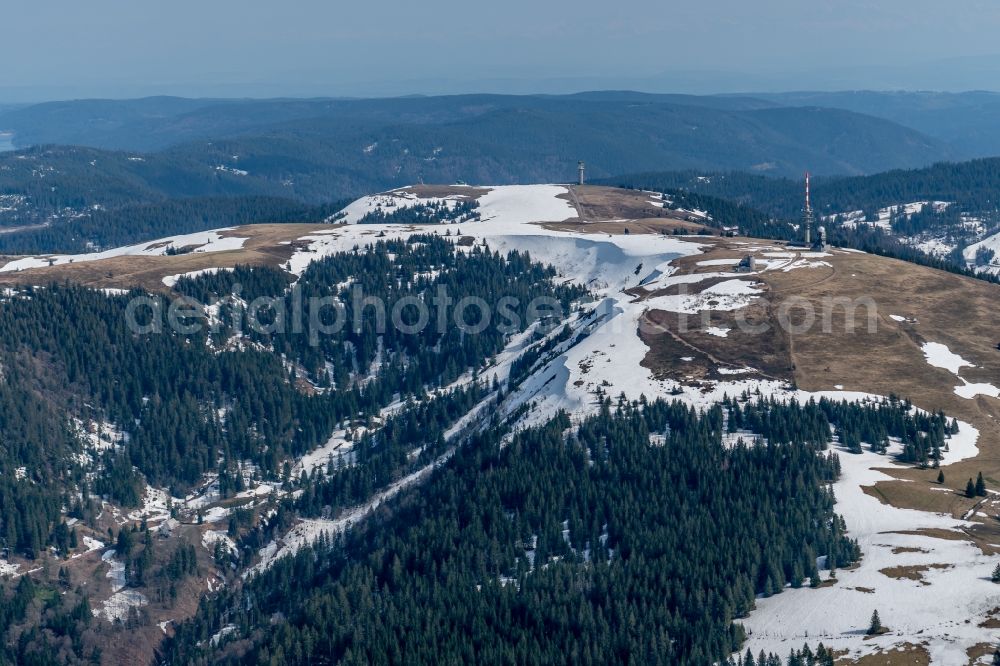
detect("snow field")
(0, 229), (248, 273)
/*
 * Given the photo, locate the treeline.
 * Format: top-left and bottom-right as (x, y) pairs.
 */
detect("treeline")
(663, 188), (790, 238)
(724, 394), (957, 465)
(178, 234), (586, 391)
(0, 196), (349, 255)
(613, 177), (1000, 284)
(610, 159), (1000, 220)
(358, 200), (480, 225)
(160, 396), (858, 665)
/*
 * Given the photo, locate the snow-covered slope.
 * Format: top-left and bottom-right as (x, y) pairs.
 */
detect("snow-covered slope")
(298, 185), (1000, 664)
(964, 229), (1000, 276)
(742, 422), (989, 664)
(0, 229), (248, 272)
(827, 199), (1000, 266)
(11, 183), (996, 664)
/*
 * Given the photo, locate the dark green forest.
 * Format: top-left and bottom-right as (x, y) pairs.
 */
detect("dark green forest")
(611, 166), (1000, 282)
(0, 225), (975, 664)
(0, 234), (581, 556)
(610, 159), (1000, 219)
(0, 196), (347, 255)
(160, 397), (859, 666)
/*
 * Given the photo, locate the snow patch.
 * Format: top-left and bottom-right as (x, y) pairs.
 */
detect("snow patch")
(921, 342), (974, 375)
(162, 266), (234, 288)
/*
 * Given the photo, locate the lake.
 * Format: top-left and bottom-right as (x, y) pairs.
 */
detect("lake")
(0, 133), (15, 152)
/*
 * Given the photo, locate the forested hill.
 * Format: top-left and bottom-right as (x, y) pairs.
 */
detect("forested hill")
(0, 183), (991, 663)
(0, 93), (776, 149)
(605, 160), (1000, 279)
(0, 94), (952, 181)
(744, 90), (1000, 160)
(607, 159), (1000, 219)
(0, 235), (587, 663)
(0, 93), (957, 253)
(0, 145), (349, 253)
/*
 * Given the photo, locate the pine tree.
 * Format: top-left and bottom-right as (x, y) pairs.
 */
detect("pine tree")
(992, 563), (1000, 583)
(116, 528), (134, 558)
(937, 470), (945, 484)
(977, 472), (987, 497)
(967, 478), (977, 498)
(868, 609), (882, 635)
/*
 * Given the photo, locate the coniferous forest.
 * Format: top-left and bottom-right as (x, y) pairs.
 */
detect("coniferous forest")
(7, 9), (1000, 662)
(159, 398), (858, 665)
(610, 178), (1000, 284)
(0, 231), (968, 665)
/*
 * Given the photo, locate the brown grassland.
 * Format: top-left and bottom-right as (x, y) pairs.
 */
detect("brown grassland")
(1, 185), (999, 663)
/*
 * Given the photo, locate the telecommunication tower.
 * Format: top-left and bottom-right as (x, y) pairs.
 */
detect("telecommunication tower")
(803, 171), (814, 245)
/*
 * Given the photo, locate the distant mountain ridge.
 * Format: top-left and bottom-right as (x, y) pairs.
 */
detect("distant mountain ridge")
(0, 93), (953, 178)
(0, 92), (967, 254)
(740, 90), (1000, 158)
(608, 158), (1000, 219)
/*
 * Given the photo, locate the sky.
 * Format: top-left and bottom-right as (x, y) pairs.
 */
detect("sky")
(4, 0), (1000, 101)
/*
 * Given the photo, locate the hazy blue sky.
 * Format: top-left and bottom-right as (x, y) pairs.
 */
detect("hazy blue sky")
(4, 0), (1000, 100)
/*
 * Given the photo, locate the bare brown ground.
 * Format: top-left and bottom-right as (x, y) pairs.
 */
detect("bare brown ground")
(764, 247), (1000, 523)
(405, 184), (490, 200)
(888, 528), (980, 542)
(0, 223), (332, 293)
(640, 305), (793, 383)
(890, 546), (930, 555)
(544, 217), (711, 235)
(878, 563), (952, 584)
(838, 643), (930, 665)
(547, 184), (713, 234)
(978, 607), (1000, 628)
(967, 643), (997, 665)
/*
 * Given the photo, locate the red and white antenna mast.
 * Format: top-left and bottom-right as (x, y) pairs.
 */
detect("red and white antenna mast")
(803, 171), (814, 245)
